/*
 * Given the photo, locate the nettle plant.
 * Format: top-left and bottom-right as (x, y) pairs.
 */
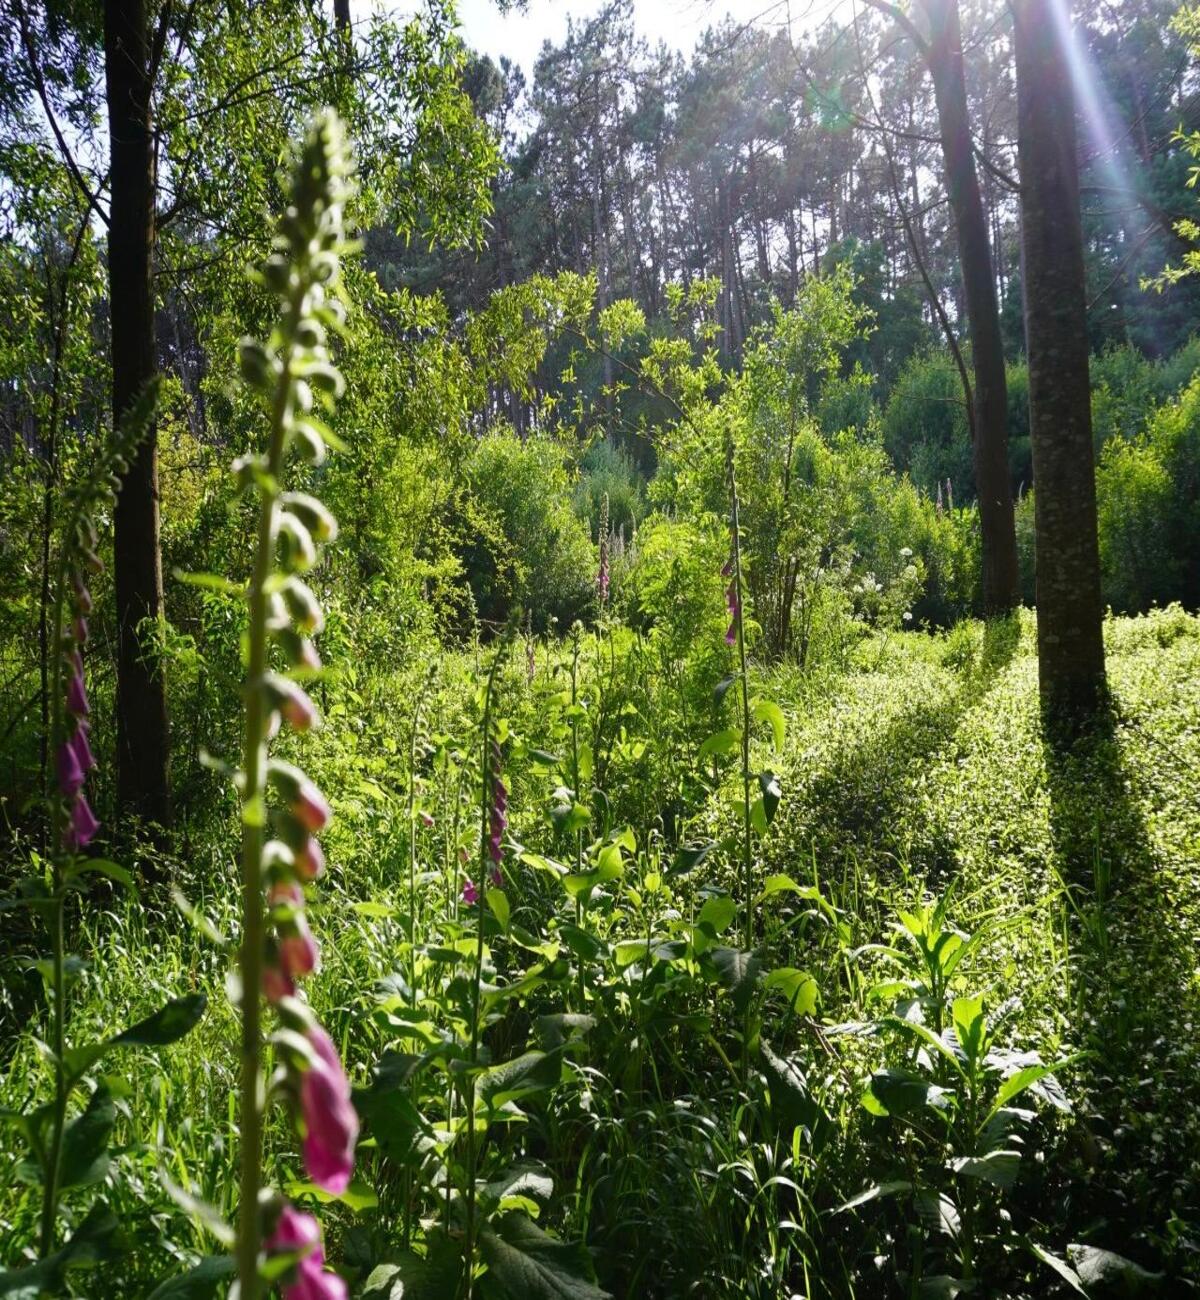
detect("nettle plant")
(0, 381), (207, 1297)
(843, 897), (1081, 1295)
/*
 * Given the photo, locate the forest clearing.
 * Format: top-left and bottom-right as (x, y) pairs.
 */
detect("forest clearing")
(2, 0), (1200, 1295)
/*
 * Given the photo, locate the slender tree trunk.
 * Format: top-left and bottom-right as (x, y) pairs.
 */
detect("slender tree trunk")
(105, 0), (171, 831)
(920, 0), (1019, 613)
(333, 0), (350, 32)
(1012, 0), (1107, 720)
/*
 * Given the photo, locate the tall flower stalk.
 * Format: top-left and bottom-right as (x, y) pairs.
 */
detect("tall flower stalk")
(234, 110), (358, 1300)
(725, 441), (755, 954)
(38, 381), (158, 1258)
(462, 636), (510, 1298)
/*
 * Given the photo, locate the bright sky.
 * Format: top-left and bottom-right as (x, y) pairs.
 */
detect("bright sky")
(451, 0), (848, 73)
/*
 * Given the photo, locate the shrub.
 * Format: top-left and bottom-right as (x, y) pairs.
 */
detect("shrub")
(460, 430), (596, 631)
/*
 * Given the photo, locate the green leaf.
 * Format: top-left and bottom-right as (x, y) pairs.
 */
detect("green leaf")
(284, 1178), (379, 1213)
(950, 1150), (1021, 1188)
(63, 858), (134, 891)
(862, 1069), (953, 1119)
(762, 967), (818, 1015)
(1067, 1245), (1164, 1293)
(0, 1201), (121, 1297)
(750, 698), (785, 751)
(833, 1180), (914, 1214)
(1026, 1243), (1087, 1296)
(59, 1087), (115, 1189)
(161, 1176), (236, 1246)
(486, 887), (510, 929)
(361, 1251), (458, 1300)
(479, 1210), (611, 1300)
(759, 1040), (829, 1144)
(146, 1256), (237, 1300)
(951, 996), (987, 1068)
(757, 770), (781, 825)
(986, 1057), (1077, 1123)
(535, 1014), (596, 1049)
(115, 993), (207, 1047)
(697, 895), (736, 935)
(713, 675), (738, 704)
(477, 1050), (562, 1110)
(353, 901), (396, 918)
(697, 728), (741, 761)
(709, 946), (762, 1014)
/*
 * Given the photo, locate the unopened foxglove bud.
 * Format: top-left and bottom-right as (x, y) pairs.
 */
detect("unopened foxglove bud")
(264, 673), (320, 731)
(292, 419), (328, 464)
(269, 760), (331, 831)
(239, 338), (276, 390)
(277, 513), (317, 573)
(276, 627), (322, 672)
(281, 578), (324, 634)
(282, 493), (338, 544)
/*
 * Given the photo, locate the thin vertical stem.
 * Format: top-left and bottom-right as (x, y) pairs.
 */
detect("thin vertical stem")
(236, 280), (304, 1300)
(731, 477), (754, 955)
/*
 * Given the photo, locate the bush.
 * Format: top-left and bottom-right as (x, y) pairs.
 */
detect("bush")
(881, 349), (973, 499)
(1096, 374), (1200, 612)
(460, 430), (597, 632)
(574, 437), (646, 542)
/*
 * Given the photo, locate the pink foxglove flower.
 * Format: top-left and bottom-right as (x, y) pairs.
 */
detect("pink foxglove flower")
(279, 927), (320, 979)
(300, 1025), (358, 1195)
(66, 669), (89, 717)
(293, 780), (331, 832)
(462, 878), (478, 906)
(724, 578), (741, 646)
(419, 811), (434, 828)
(263, 964), (296, 1004)
(295, 836), (325, 881)
(70, 723), (95, 774)
(64, 795), (99, 850)
(490, 866), (504, 889)
(56, 740), (84, 799)
(266, 1205), (347, 1300)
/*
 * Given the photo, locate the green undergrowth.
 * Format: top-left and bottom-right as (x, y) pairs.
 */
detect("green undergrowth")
(3, 607), (1199, 1297)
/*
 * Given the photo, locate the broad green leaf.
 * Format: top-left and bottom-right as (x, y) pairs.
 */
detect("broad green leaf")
(477, 1051), (562, 1110)
(833, 1180), (914, 1213)
(697, 728), (741, 761)
(950, 1150), (1021, 1188)
(147, 1256), (236, 1300)
(757, 770), (781, 825)
(1067, 1245), (1164, 1292)
(285, 1178), (379, 1212)
(353, 901), (396, 918)
(535, 1014), (596, 1049)
(751, 698), (785, 751)
(862, 1069), (953, 1119)
(762, 967), (819, 1015)
(486, 887), (510, 929)
(59, 1087), (115, 1189)
(951, 996), (987, 1068)
(709, 947), (762, 1014)
(115, 993), (207, 1047)
(478, 1210), (610, 1300)
(361, 1251), (458, 1300)
(1026, 1243), (1087, 1296)
(759, 1040), (829, 1144)
(697, 895), (736, 935)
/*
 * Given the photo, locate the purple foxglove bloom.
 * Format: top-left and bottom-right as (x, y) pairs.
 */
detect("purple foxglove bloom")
(66, 669), (89, 718)
(73, 616), (88, 644)
(263, 963), (296, 1003)
(65, 795), (99, 850)
(279, 927), (320, 979)
(295, 837), (325, 881)
(70, 723), (96, 773)
(293, 781), (331, 833)
(721, 558), (733, 579)
(419, 811), (434, 828)
(300, 1025), (358, 1194)
(267, 1206), (348, 1300)
(490, 866), (504, 889)
(462, 878), (478, 906)
(73, 578), (93, 616)
(57, 740), (84, 799)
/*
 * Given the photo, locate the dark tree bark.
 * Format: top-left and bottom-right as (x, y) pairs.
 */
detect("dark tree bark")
(105, 0), (171, 830)
(333, 0), (350, 32)
(918, 0), (1019, 613)
(1012, 0), (1107, 720)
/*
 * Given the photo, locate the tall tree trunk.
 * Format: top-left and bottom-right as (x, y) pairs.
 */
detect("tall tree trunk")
(920, 0), (1019, 613)
(333, 0), (350, 32)
(105, 0), (171, 830)
(1012, 0), (1107, 720)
